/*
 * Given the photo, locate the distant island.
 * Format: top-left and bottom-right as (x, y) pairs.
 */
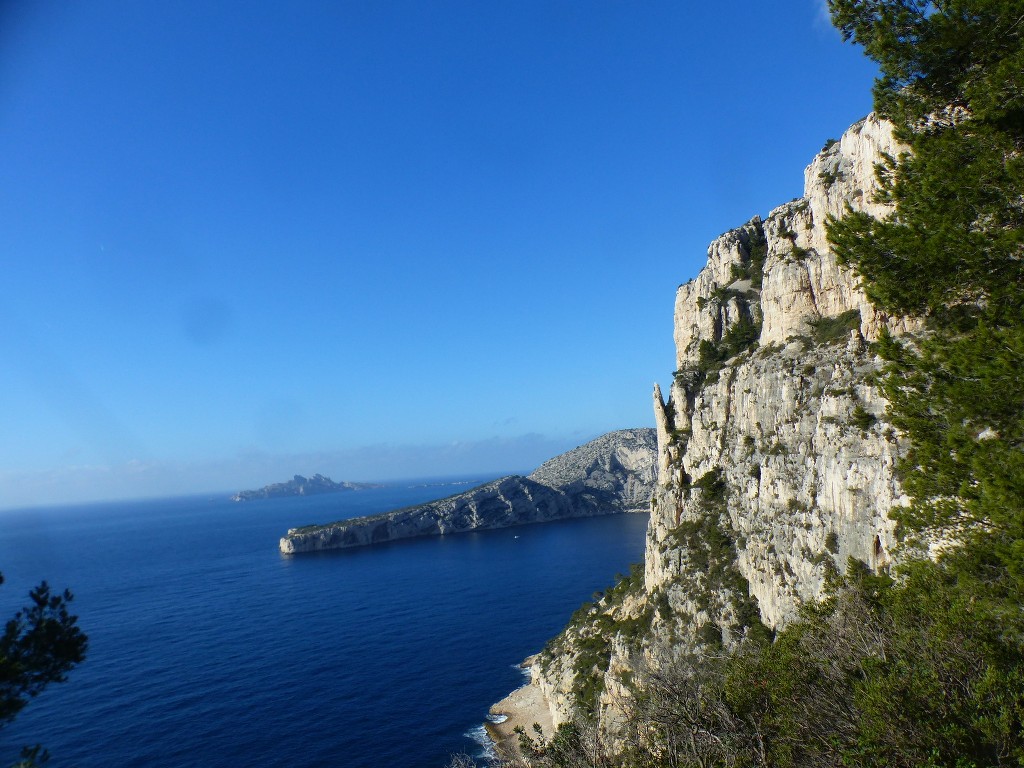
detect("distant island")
(231, 474), (380, 501)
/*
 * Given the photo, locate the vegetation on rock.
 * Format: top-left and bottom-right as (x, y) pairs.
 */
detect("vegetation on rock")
(808, 308), (860, 346)
(473, 3), (1024, 766)
(539, 562), (652, 714)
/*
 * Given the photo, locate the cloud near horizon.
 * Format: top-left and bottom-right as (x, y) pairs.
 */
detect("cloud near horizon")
(813, 0), (835, 31)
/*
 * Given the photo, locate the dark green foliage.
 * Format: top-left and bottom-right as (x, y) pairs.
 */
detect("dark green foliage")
(697, 622), (722, 648)
(669, 513), (731, 576)
(653, 589), (672, 621)
(697, 286), (748, 311)
(829, 0), (1024, 128)
(747, 225), (769, 290)
(533, 560), (1024, 768)
(0, 573), (87, 768)
(694, 467), (727, 503)
(828, 127), (1024, 317)
(540, 562), (653, 715)
(822, 3), (1024, 760)
(789, 243), (811, 260)
(818, 166), (844, 186)
(851, 404), (876, 432)
(825, 1), (1024, 572)
(827, 0), (1024, 320)
(809, 308), (861, 345)
(696, 316), (761, 381)
(825, 531), (840, 554)
(0, 576), (87, 726)
(876, 322), (1024, 559)
(814, 4), (1024, 762)
(515, 720), (610, 768)
(725, 221), (769, 291)
(697, 559), (1024, 768)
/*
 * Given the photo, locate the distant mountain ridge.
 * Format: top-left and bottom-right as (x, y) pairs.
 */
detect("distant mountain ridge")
(279, 428), (657, 554)
(231, 474), (380, 501)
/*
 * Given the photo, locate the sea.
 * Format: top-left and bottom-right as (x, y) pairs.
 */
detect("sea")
(0, 477), (650, 768)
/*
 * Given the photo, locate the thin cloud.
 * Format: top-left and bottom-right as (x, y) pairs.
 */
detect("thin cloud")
(0, 432), (597, 511)
(813, 0), (835, 32)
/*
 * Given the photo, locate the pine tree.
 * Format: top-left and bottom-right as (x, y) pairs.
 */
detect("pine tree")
(0, 573), (88, 767)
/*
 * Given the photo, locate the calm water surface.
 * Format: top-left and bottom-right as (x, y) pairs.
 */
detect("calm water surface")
(0, 479), (648, 768)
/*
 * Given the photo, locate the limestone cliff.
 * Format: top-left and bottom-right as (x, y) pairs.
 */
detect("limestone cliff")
(518, 114), (924, 734)
(279, 428), (656, 554)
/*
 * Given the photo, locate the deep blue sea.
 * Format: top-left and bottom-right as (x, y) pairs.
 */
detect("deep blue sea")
(0, 478), (649, 768)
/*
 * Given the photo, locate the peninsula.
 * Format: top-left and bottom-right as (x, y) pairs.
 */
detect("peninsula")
(279, 428), (656, 554)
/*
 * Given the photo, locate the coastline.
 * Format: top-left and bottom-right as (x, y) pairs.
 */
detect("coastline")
(485, 655), (555, 760)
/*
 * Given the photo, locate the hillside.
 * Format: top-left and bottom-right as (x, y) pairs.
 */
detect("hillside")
(279, 428), (656, 554)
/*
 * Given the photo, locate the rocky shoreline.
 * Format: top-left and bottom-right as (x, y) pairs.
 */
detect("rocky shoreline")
(484, 657), (555, 760)
(280, 428), (657, 554)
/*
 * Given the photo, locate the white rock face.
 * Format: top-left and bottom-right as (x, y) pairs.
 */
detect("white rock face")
(528, 114), (921, 733)
(657, 114), (919, 628)
(673, 219), (763, 370)
(672, 114), (917, 371)
(649, 337), (906, 628)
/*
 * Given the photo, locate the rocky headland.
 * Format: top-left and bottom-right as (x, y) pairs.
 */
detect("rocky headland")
(279, 428), (657, 554)
(492, 113), (924, 743)
(231, 474), (379, 502)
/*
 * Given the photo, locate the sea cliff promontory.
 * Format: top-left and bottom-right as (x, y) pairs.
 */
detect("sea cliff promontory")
(488, 5), (1024, 759)
(491, 113), (921, 744)
(279, 428), (657, 554)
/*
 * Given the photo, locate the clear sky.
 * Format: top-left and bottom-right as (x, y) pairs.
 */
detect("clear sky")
(0, 1), (877, 509)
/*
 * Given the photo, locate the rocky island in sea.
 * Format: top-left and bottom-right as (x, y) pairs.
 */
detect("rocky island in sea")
(279, 428), (657, 554)
(232, 473), (380, 502)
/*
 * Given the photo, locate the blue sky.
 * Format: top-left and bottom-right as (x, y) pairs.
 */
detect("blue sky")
(0, 1), (877, 509)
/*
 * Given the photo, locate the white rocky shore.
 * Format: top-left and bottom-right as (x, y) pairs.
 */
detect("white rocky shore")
(485, 656), (555, 758)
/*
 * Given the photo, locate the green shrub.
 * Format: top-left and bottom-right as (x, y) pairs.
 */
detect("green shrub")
(818, 167), (845, 186)
(698, 622), (723, 648)
(790, 244), (812, 260)
(851, 404), (876, 431)
(697, 317), (761, 382)
(825, 531), (840, 554)
(809, 308), (861, 345)
(747, 227), (768, 289)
